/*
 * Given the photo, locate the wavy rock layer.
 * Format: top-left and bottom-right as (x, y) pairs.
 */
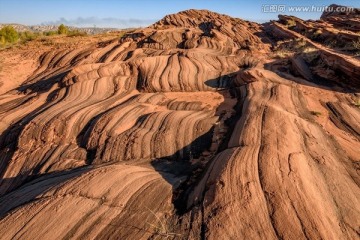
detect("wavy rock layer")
(0, 8), (359, 240)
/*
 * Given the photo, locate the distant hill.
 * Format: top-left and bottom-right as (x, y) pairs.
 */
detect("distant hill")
(0, 23), (121, 34)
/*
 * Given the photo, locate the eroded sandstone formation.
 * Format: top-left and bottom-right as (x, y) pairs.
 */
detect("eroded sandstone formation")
(0, 7), (359, 240)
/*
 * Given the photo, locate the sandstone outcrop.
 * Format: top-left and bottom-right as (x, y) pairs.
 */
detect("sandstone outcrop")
(0, 7), (359, 240)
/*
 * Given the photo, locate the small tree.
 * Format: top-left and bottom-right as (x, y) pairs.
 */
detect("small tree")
(58, 24), (68, 34)
(0, 26), (19, 44)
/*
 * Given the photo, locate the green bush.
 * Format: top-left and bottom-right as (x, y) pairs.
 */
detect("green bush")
(0, 26), (19, 45)
(67, 30), (87, 37)
(19, 31), (41, 42)
(0, 36), (5, 46)
(44, 31), (58, 36)
(58, 24), (68, 34)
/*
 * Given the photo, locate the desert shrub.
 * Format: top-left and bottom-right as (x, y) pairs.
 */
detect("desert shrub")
(0, 36), (5, 46)
(285, 19), (296, 28)
(67, 30), (87, 37)
(310, 29), (323, 40)
(119, 31), (125, 38)
(294, 38), (307, 49)
(19, 31), (41, 42)
(325, 39), (338, 48)
(39, 37), (54, 46)
(302, 47), (318, 53)
(58, 24), (69, 35)
(353, 99), (360, 108)
(352, 39), (360, 50)
(313, 29), (323, 37)
(273, 38), (311, 59)
(0, 26), (19, 45)
(146, 208), (182, 238)
(302, 47), (320, 64)
(273, 49), (292, 59)
(44, 31), (58, 36)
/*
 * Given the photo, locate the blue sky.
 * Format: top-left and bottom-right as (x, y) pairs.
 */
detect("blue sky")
(0, 0), (359, 28)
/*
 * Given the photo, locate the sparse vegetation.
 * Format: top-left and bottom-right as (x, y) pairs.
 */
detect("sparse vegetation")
(342, 38), (360, 56)
(285, 19), (296, 28)
(273, 49), (293, 59)
(313, 29), (323, 37)
(0, 24), (91, 48)
(146, 208), (182, 239)
(273, 38), (312, 59)
(309, 29), (323, 40)
(66, 29), (87, 37)
(39, 37), (55, 46)
(294, 38), (307, 50)
(19, 31), (42, 42)
(58, 24), (69, 35)
(119, 31), (125, 38)
(302, 47), (318, 53)
(352, 39), (360, 50)
(325, 39), (338, 48)
(0, 25), (19, 46)
(352, 38), (360, 56)
(353, 99), (360, 108)
(44, 30), (58, 36)
(57, 24), (87, 37)
(302, 47), (320, 63)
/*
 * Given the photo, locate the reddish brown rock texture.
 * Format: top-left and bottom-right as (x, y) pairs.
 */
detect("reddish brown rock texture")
(0, 7), (359, 240)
